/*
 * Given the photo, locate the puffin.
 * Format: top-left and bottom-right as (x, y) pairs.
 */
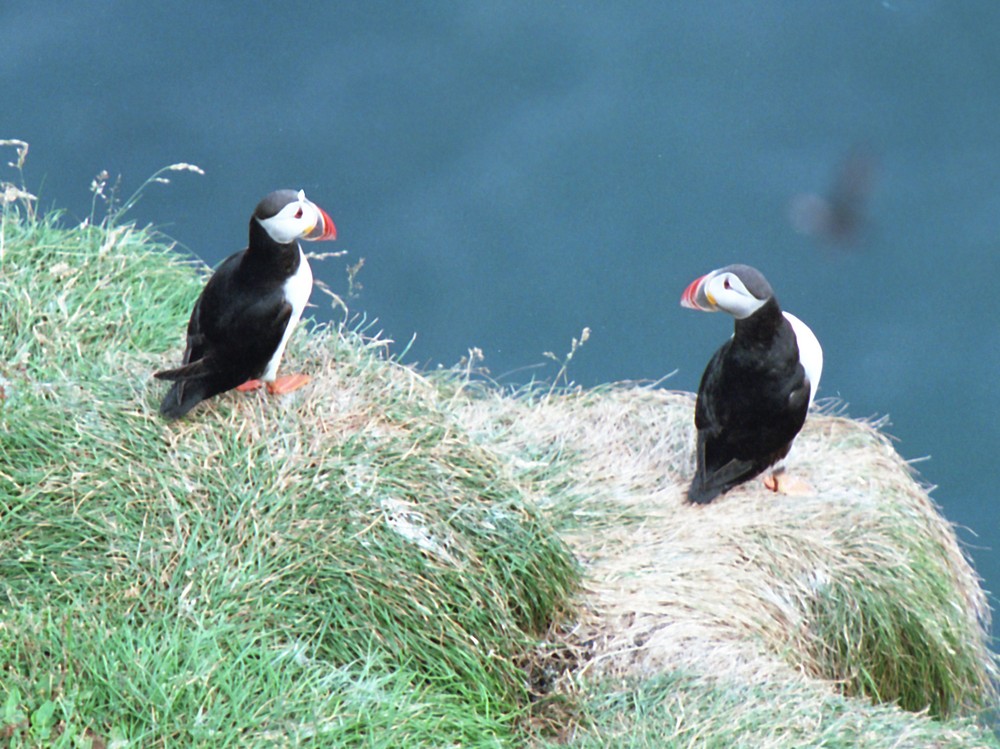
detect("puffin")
(680, 264), (823, 504)
(155, 189), (336, 420)
(789, 145), (878, 246)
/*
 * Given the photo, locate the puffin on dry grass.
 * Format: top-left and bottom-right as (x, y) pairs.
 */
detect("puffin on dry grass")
(680, 264), (822, 504)
(155, 189), (336, 420)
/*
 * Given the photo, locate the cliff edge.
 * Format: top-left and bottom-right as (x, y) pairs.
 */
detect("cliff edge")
(0, 195), (996, 747)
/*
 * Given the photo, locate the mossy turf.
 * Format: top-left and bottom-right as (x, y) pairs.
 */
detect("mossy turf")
(0, 207), (577, 746)
(548, 673), (1000, 749)
(1, 182), (997, 747)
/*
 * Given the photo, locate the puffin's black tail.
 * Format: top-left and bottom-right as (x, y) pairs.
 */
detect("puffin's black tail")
(687, 479), (724, 505)
(687, 458), (761, 505)
(158, 379), (210, 420)
(154, 358), (219, 420)
(154, 358), (210, 382)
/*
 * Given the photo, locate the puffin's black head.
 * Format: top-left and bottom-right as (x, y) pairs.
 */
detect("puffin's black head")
(680, 264), (775, 320)
(252, 189), (337, 245)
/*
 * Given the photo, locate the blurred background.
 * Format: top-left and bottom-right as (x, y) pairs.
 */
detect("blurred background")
(4, 2), (999, 626)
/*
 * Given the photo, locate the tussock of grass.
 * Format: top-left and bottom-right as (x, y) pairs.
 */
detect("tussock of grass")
(551, 672), (1000, 749)
(461, 389), (997, 710)
(1, 177), (997, 747)
(0, 204), (576, 746)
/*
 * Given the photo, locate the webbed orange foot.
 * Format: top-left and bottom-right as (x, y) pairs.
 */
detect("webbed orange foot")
(763, 473), (814, 496)
(265, 373), (311, 395)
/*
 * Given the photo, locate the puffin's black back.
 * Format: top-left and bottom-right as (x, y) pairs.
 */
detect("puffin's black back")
(688, 298), (811, 504)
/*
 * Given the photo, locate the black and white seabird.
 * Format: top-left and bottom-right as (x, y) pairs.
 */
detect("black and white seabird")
(680, 264), (823, 504)
(789, 145), (878, 246)
(155, 189), (337, 420)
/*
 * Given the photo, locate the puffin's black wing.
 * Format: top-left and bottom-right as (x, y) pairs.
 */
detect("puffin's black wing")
(688, 342), (758, 504)
(154, 252), (292, 420)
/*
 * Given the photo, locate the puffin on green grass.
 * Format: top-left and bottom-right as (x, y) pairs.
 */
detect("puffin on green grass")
(155, 189), (336, 420)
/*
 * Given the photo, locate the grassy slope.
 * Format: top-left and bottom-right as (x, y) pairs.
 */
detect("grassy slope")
(0, 202), (996, 747)
(460, 387), (1000, 747)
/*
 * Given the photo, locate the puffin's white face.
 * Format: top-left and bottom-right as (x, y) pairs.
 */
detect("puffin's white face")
(257, 190), (334, 245)
(681, 269), (769, 320)
(701, 271), (768, 319)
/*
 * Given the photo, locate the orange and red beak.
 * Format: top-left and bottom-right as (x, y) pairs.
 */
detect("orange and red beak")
(680, 273), (714, 311)
(304, 205), (337, 242)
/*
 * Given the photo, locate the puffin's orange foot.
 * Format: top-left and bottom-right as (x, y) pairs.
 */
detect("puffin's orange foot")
(236, 379), (264, 392)
(265, 373), (311, 395)
(763, 473), (814, 496)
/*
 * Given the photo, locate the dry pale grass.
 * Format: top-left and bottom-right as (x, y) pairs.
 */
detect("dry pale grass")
(457, 385), (997, 717)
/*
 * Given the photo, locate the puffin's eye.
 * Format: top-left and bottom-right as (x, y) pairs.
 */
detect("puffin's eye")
(294, 207), (304, 219)
(723, 278), (732, 290)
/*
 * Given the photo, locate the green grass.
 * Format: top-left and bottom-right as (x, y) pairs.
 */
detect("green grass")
(547, 673), (1000, 749)
(1, 162), (998, 747)
(0, 200), (578, 746)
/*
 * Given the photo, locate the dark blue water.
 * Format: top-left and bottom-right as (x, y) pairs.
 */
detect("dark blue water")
(5, 2), (1000, 622)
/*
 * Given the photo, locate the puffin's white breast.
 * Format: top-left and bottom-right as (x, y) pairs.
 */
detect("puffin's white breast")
(783, 311), (823, 406)
(261, 247), (313, 382)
